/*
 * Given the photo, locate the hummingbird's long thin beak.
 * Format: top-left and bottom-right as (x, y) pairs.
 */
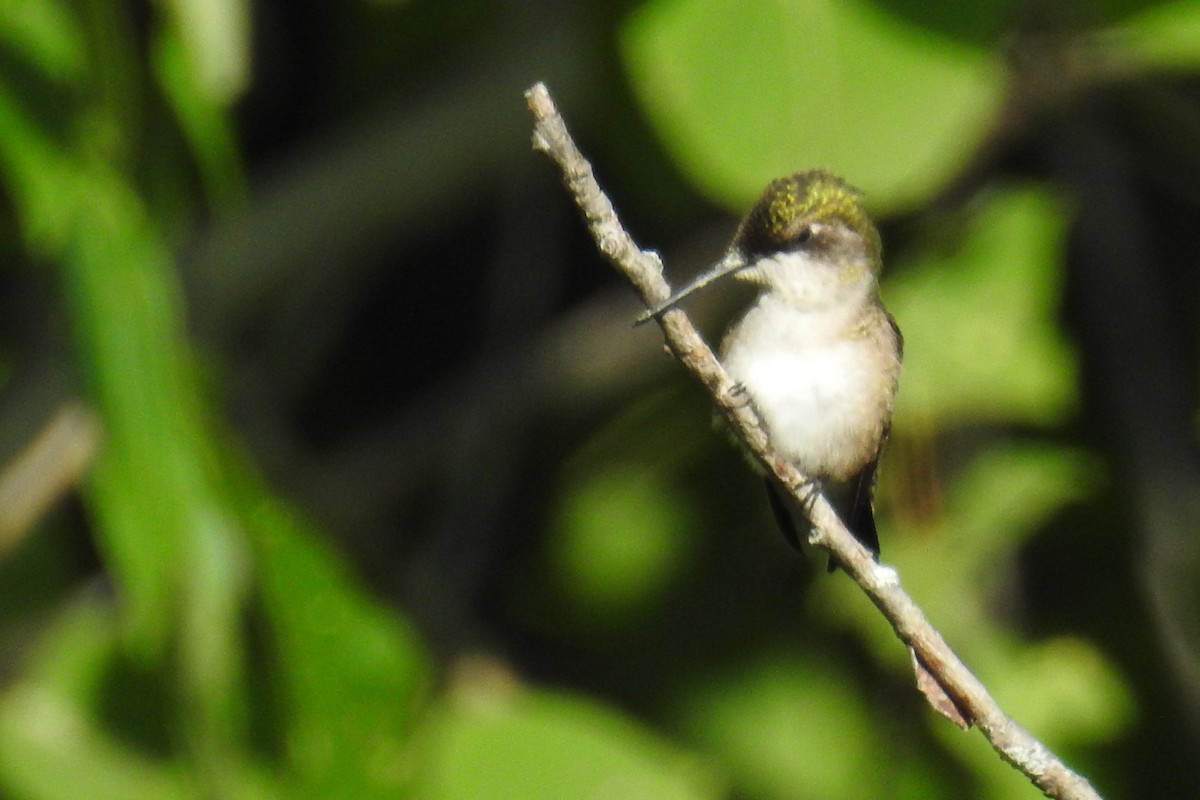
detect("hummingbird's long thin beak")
(634, 250), (747, 326)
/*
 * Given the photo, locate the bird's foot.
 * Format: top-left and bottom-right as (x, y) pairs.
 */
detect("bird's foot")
(792, 477), (825, 514)
(724, 381), (752, 409)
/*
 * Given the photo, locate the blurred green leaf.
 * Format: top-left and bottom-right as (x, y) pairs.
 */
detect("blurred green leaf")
(620, 0), (1002, 210)
(152, 27), (246, 206)
(0, 600), (285, 800)
(999, 636), (1133, 743)
(0, 81), (76, 249)
(675, 654), (889, 800)
(1116, 0), (1200, 69)
(864, 0), (1017, 45)
(869, 0), (1195, 45)
(10, 155), (433, 784)
(2, 12), (432, 790)
(887, 187), (1077, 427)
(927, 444), (1095, 577)
(60, 164), (269, 797)
(542, 392), (708, 631)
(160, 0), (250, 103)
(1088, 0), (1196, 29)
(247, 490), (431, 796)
(64, 166), (249, 666)
(550, 464), (694, 624)
(0, 0), (86, 83)
(932, 633), (1132, 800)
(10, 598), (121, 713)
(0, 684), (194, 800)
(417, 669), (721, 800)
(0, 602), (192, 800)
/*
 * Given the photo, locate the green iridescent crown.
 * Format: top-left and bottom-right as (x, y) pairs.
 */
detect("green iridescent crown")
(733, 170), (881, 267)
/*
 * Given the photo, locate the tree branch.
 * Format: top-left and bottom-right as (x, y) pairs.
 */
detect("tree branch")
(525, 81), (1103, 800)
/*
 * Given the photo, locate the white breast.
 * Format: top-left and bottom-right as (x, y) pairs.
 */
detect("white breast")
(721, 304), (890, 480)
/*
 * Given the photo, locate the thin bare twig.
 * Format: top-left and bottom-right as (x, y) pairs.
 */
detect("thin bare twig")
(0, 402), (100, 558)
(525, 81), (1102, 800)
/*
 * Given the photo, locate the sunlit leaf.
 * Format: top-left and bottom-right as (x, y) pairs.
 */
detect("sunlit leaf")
(63, 168), (248, 667)
(160, 0), (250, 103)
(0, 685), (193, 800)
(675, 654), (886, 800)
(998, 636), (1133, 742)
(418, 666), (720, 800)
(0, 599), (288, 800)
(887, 188), (1077, 427)
(0, 604), (174, 799)
(248, 491), (430, 796)
(620, 0), (1002, 210)
(152, 27), (246, 206)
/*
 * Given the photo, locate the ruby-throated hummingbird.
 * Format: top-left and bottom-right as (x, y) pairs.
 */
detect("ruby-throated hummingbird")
(640, 170), (902, 569)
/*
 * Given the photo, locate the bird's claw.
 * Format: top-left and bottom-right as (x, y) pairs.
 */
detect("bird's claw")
(726, 382), (752, 408)
(793, 478), (825, 513)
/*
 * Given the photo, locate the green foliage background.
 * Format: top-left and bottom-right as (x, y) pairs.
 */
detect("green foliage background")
(1, 0), (1198, 797)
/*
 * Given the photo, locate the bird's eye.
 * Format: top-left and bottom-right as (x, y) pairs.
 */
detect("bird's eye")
(792, 226), (813, 247)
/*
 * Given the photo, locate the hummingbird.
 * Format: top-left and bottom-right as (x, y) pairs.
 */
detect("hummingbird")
(639, 170), (902, 569)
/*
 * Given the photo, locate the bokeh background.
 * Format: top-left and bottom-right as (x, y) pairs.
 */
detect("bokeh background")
(1, 0), (1199, 797)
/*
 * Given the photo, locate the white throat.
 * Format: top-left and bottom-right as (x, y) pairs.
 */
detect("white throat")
(735, 250), (875, 312)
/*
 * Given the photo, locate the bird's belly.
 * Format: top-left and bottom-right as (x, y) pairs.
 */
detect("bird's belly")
(724, 342), (884, 480)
